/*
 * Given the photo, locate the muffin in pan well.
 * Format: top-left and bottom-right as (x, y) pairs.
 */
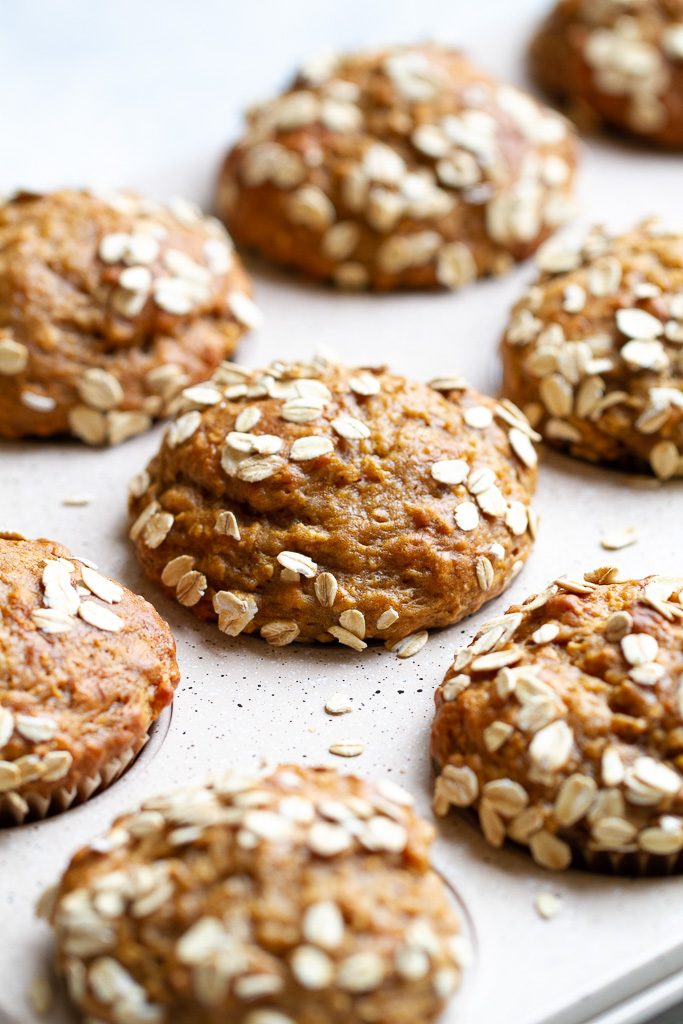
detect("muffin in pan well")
(0, 188), (258, 444)
(432, 569), (683, 874)
(0, 532), (179, 824)
(45, 764), (469, 1024)
(531, 0), (683, 147)
(501, 220), (683, 478)
(218, 43), (578, 290)
(128, 354), (539, 652)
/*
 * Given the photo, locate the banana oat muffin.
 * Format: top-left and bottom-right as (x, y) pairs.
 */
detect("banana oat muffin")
(0, 188), (258, 444)
(431, 570), (683, 874)
(532, 0), (683, 146)
(46, 764), (468, 1024)
(0, 533), (178, 824)
(501, 220), (683, 478)
(128, 355), (539, 651)
(217, 43), (578, 290)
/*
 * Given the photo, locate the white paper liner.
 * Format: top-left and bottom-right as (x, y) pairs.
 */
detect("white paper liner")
(0, 736), (148, 826)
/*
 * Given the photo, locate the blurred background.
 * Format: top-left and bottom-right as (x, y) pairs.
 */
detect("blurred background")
(2, 0), (558, 203)
(4, 0), (680, 399)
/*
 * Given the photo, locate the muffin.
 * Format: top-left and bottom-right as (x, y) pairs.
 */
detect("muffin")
(431, 570), (683, 874)
(501, 220), (683, 478)
(0, 532), (178, 823)
(0, 188), (258, 444)
(217, 43), (578, 290)
(128, 355), (539, 651)
(46, 764), (468, 1024)
(532, 0), (683, 147)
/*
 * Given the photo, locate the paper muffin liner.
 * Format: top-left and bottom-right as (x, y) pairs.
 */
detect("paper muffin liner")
(0, 734), (148, 827)
(497, 814), (683, 878)
(449, 798), (683, 878)
(572, 841), (683, 878)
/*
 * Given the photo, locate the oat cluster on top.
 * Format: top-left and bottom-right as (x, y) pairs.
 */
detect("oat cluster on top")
(0, 189), (258, 444)
(218, 43), (578, 290)
(128, 353), (538, 652)
(47, 765), (467, 1024)
(432, 571), (683, 873)
(532, 0), (683, 146)
(502, 220), (683, 477)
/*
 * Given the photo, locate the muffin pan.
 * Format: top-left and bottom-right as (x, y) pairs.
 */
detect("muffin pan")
(2, 0), (683, 1021)
(3, 299), (683, 1024)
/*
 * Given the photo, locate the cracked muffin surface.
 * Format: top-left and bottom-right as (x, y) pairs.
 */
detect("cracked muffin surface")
(128, 355), (538, 651)
(47, 764), (468, 1024)
(431, 570), (683, 874)
(218, 43), (577, 290)
(0, 188), (258, 443)
(0, 533), (178, 823)
(532, 0), (683, 146)
(501, 220), (683, 478)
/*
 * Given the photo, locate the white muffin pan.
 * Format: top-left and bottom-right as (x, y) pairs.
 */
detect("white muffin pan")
(2, 1), (683, 1022)
(4, 311), (683, 1024)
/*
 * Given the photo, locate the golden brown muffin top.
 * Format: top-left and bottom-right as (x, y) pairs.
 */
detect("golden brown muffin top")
(48, 764), (466, 1024)
(501, 220), (683, 476)
(219, 43), (577, 289)
(129, 355), (538, 649)
(0, 189), (256, 443)
(431, 570), (683, 873)
(0, 533), (178, 818)
(532, 0), (683, 142)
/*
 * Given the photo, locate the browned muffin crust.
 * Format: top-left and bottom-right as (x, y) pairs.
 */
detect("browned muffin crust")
(531, 0), (683, 146)
(128, 356), (538, 651)
(0, 189), (258, 444)
(501, 220), (683, 477)
(217, 43), (578, 290)
(47, 764), (467, 1024)
(0, 533), (178, 823)
(431, 570), (683, 874)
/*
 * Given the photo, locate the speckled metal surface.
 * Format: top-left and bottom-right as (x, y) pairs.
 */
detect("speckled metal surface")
(1, 1), (683, 1023)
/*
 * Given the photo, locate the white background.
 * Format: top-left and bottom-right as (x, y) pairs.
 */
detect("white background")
(1, 2), (682, 1022)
